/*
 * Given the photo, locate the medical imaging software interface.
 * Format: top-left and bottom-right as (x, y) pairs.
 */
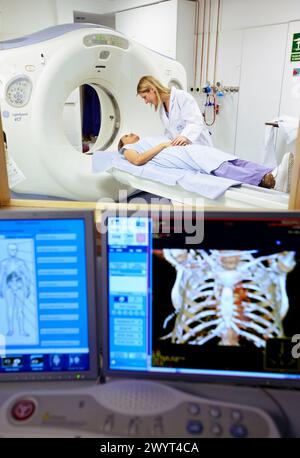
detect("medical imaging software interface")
(0, 217), (91, 376)
(106, 215), (300, 382)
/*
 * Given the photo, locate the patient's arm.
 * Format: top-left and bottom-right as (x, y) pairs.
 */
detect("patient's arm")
(124, 142), (171, 166)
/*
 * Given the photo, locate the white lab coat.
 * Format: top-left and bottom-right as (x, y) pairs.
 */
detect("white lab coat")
(263, 115), (298, 167)
(159, 87), (213, 146)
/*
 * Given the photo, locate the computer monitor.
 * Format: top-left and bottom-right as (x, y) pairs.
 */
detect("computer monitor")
(102, 209), (300, 387)
(0, 209), (99, 381)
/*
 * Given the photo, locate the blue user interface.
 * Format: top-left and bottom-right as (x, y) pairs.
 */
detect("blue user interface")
(0, 218), (90, 375)
(107, 216), (151, 372)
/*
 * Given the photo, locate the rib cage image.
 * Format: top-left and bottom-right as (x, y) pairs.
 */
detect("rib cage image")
(161, 249), (296, 348)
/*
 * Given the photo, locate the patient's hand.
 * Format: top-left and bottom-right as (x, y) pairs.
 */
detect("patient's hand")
(160, 141), (172, 149)
(170, 136), (190, 146)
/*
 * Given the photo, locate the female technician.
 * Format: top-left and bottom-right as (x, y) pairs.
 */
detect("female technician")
(137, 75), (213, 147)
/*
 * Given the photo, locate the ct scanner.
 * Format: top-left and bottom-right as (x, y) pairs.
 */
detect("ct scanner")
(0, 23), (291, 208)
(0, 23), (186, 201)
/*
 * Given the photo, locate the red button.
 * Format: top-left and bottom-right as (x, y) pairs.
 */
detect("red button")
(11, 399), (36, 421)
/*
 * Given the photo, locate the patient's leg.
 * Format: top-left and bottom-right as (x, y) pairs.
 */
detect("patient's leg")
(212, 159), (273, 187)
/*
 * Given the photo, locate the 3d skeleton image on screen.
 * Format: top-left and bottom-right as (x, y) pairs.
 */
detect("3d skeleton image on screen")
(161, 249), (296, 348)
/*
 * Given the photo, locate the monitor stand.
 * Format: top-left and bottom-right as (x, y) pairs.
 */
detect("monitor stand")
(0, 379), (282, 437)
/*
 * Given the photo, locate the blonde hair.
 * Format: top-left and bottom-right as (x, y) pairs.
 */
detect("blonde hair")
(137, 75), (171, 111)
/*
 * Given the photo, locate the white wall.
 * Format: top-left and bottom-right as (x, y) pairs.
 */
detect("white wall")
(116, 0), (195, 88)
(235, 24), (288, 163)
(55, 0), (102, 24)
(0, 0), (57, 38)
(276, 20), (300, 160)
(98, 0), (169, 15)
(280, 20), (300, 118)
(0, 0), (105, 38)
(221, 0), (300, 31)
(191, 0), (300, 159)
(176, 0), (195, 90)
(116, 0), (178, 58)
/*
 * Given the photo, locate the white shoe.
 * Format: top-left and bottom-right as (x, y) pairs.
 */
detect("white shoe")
(272, 152), (294, 193)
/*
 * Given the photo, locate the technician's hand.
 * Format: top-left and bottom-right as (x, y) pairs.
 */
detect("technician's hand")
(170, 136), (190, 146)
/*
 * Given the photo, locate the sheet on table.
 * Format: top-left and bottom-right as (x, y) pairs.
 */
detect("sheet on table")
(92, 151), (241, 200)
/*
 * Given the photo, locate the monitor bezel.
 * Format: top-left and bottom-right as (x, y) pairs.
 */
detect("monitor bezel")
(0, 209), (99, 382)
(101, 208), (300, 389)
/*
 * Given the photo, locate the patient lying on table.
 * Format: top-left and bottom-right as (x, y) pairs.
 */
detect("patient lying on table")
(118, 133), (293, 192)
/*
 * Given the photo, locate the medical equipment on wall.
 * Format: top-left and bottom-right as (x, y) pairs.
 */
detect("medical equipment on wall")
(203, 92), (216, 126)
(0, 24), (186, 200)
(202, 81), (239, 126)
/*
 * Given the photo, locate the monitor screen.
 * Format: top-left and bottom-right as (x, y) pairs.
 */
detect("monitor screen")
(102, 210), (300, 387)
(0, 209), (99, 381)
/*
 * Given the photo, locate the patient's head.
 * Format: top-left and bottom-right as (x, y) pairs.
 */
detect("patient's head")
(118, 133), (140, 150)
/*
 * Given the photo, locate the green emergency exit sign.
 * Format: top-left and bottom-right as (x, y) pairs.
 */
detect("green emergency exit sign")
(291, 33), (300, 61)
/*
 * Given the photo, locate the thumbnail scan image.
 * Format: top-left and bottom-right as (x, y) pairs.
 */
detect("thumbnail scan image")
(156, 249), (297, 348)
(0, 239), (38, 345)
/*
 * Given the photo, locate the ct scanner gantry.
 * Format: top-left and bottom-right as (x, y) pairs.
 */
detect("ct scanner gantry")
(0, 23), (186, 201)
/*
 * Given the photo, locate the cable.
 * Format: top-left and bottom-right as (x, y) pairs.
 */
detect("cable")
(199, 0), (206, 89)
(203, 93), (216, 126)
(193, 1), (200, 89)
(260, 386), (290, 437)
(205, 0), (212, 84)
(213, 0), (221, 86)
(98, 350), (106, 384)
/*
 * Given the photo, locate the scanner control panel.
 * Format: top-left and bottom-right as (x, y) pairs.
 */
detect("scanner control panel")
(0, 380), (281, 438)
